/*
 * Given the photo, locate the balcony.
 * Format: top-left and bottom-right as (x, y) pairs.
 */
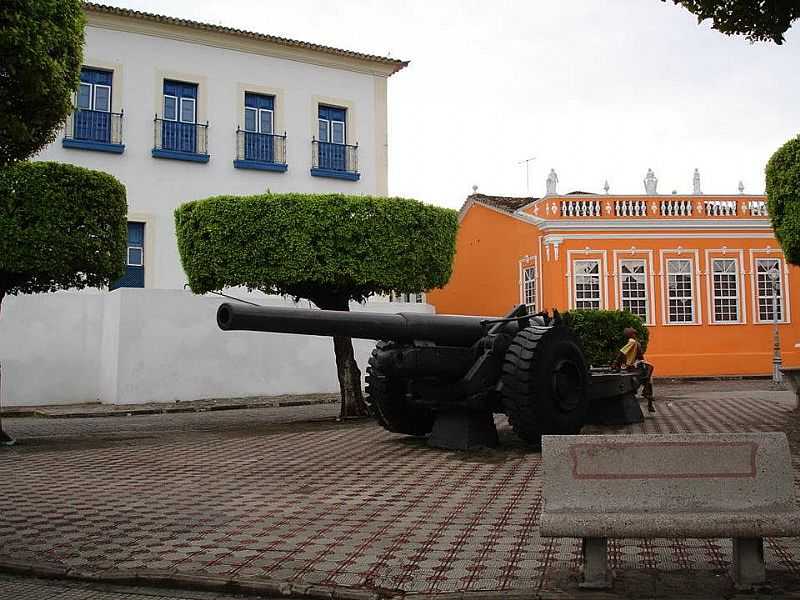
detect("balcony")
(62, 109), (124, 153)
(233, 129), (287, 172)
(152, 117), (209, 163)
(311, 139), (359, 181)
(535, 196), (769, 220)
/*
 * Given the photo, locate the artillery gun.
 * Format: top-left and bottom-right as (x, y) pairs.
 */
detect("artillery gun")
(217, 303), (644, 450)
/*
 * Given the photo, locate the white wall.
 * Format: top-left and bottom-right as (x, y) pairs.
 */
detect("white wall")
(0, 290), (434, 407)
(36, 24), (386, 290)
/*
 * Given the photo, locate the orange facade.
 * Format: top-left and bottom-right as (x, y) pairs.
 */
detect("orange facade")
(427, 193), (800, 378)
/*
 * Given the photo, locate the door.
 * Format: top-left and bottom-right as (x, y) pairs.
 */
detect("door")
(244, 93), (274, 162)
(75, 67), (112, 142)
(163, 80), (197, 153)
(110, 223), (145, 290)
(318, 105), (346, 170)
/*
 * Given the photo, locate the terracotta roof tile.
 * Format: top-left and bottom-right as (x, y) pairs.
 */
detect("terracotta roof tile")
(466, 193), (537, 213)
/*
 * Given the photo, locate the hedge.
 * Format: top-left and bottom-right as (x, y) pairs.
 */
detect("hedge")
(0, 161), (128, 295)
(766, 134), (800, 266)
(174, 193), (459, 301)
(562, 309), (649, 368)
(0, 0), (85, 165)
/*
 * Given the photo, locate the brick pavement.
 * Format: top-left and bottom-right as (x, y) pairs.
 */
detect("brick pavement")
(2, 385), (800, 598)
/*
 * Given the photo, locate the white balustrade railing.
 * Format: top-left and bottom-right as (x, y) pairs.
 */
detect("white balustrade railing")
(560, 200), (602, 217)
(703, 200), (737, 216)
(659, 199), (693, 217)
(613, 200), (648, 217)
(747, 200), (768, 216)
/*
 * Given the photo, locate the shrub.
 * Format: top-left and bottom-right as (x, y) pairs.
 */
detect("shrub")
(766, 134), (800, 266)
(562, 309), (649, 367)
(0, 161), (128, 297)
(0, 0), (85, 165)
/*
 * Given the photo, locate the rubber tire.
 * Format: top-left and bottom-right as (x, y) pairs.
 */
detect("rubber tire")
(500, 325), (589, 447)
(365, 341), (435, 436)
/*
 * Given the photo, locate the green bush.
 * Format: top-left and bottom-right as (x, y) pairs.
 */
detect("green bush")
(766, 134), (800, 266)
(0, 0), (85, 165)
(0, 161), (128, 296)
(175, 193), (458, 302)
(562, 310), (649, 367)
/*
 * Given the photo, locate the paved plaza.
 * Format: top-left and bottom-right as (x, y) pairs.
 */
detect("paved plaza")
(2, 382), (800, 598)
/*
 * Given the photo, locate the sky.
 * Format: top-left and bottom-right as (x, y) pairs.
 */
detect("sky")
(107, 0), (800, 209)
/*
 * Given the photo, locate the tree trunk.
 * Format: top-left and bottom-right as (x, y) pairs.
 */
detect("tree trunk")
(0, 290), (13, 446)
(312, 295), (367, 419)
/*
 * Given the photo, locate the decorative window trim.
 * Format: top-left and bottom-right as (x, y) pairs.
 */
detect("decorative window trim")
(154, 70), (207, 124)
(311, 95), (356, 146)
(518, 255), (539, 312)
(612, 249), (654, 325)
(750, 250), (790, 324)
(704, 249), (745, 325)
(567, 249), (608, 310)
(660, 249), (702, 326)
(238, 83), (285, 135)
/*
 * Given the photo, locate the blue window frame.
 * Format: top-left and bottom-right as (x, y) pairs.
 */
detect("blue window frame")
(317, 105), (347, 171)
(110, 223), (145, 290)
(243, 92), (275, 162)
(74, 67), (113, 143)
(162, 80), (197, 153)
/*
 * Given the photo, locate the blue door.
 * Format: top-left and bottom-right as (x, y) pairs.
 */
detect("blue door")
(318, 105), (346, 171)
(75, 68), (112, 143)
(244, 93), (274, 162)
(162, 80), (197, 153)
(110, 223), (145, 290)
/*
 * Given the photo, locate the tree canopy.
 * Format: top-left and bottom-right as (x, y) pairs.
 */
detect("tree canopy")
(175, 193), (458, 306)
(562, 310), (649, 368)
(664, 0), (800, 44)
(766, 135), (800, 266)
(0, 0), (85, 166)
(0, 161), (128, 296)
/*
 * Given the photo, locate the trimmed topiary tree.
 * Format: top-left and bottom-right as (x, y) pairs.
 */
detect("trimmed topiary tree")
(562, 309), (649, 368)
(175, 193), (458, 417)
(0, 162), (127, 443)
(766, 134), (800, 266)
(0, 0), (85, 166)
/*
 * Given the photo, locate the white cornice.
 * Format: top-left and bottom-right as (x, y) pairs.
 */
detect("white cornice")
(535, 218), (771, 231)
(543, 232), (776, 241)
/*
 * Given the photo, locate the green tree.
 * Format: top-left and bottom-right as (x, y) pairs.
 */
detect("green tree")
(664, 0), (800, 44)
(175, 193), (458, 417)
(766, 135), (800, 265)
(562, 310), (649, 367)
(0, 162), (128, 444)
(0, 0), (85, 166)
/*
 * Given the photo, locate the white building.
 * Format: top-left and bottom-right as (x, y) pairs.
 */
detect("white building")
(0, 4), (430, 409)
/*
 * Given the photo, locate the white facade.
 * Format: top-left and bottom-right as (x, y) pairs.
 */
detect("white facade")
(0, 6), (421, 408)
(36, 5), (405, 289)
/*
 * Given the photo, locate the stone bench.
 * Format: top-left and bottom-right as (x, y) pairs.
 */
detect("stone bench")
(540, 433), (800, 589)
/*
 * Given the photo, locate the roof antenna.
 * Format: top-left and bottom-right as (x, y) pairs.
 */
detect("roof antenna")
(516, 156), (536, 196)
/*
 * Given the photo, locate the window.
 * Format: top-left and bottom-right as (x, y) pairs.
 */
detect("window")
(161, 80), (198, 154)
(522, 266), (536, 311)
(756, 258), (784, 322)
(620, 259), (647, 321)
(573, 260), (601, 309)
(244, 93), (274, 134)
(317, 105), (347, 171)
(241, 93), (277, 164)
(711, 258), (739, 322)
(667, 259), (694, 323)
(73, 67), (113, 143)
(110, 222), (145, 290)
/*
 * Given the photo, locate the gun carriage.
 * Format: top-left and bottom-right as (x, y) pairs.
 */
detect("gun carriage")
(217, 303), (644, 450)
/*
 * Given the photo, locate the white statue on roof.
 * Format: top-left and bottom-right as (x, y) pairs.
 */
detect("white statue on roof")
(643, 169), (658, 195)
(546, 169), (559, 196)
(693, 168), (702, 195)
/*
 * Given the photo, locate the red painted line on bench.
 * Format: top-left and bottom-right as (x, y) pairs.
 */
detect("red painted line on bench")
(568, 441), (758, 480)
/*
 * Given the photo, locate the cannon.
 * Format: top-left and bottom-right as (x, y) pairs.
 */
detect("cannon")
(217, 303), (644, 450)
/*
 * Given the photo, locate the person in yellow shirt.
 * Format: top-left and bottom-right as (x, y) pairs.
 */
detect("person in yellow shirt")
(613, 327), (655, 413)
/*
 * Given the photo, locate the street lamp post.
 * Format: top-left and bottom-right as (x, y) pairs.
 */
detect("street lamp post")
(770, 268), (783, 384)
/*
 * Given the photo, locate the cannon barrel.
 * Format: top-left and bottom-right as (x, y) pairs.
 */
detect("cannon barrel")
(217, 303), (491, 347)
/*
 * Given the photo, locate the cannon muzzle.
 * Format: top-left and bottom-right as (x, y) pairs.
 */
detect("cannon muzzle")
(217, 303), (490, 346)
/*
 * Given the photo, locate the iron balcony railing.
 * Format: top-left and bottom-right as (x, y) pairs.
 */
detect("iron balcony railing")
(236, 129), (287, 165)
(312, 139), (358, 173)
(64, 109), (124, 145)
(153, 116), (208, 155)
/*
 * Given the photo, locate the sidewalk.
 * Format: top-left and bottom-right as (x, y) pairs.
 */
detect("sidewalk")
(2, 383), (800, 599)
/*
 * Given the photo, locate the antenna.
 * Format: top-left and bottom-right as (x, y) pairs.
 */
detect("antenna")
(516, 156), (536, 196)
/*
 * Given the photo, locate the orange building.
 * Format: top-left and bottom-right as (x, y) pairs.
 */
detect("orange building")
(427, 190), (800, 377)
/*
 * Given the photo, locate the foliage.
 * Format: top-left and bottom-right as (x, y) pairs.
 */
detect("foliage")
(0, 0), (85, 166)
(0, 161), (128, 295)
(175, 193), (459, 303)
(766, 135), (800, 266)
(664, 0), (800, 44)
(562, 310), (649, 368)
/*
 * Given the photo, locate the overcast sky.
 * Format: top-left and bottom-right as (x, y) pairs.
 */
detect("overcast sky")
(109, 0), (800, 208)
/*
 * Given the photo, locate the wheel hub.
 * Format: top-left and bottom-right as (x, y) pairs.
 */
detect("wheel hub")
(552, 358), (583, 412)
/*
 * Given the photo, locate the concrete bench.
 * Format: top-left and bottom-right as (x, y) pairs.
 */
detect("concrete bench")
(540, 433), (800, 589)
